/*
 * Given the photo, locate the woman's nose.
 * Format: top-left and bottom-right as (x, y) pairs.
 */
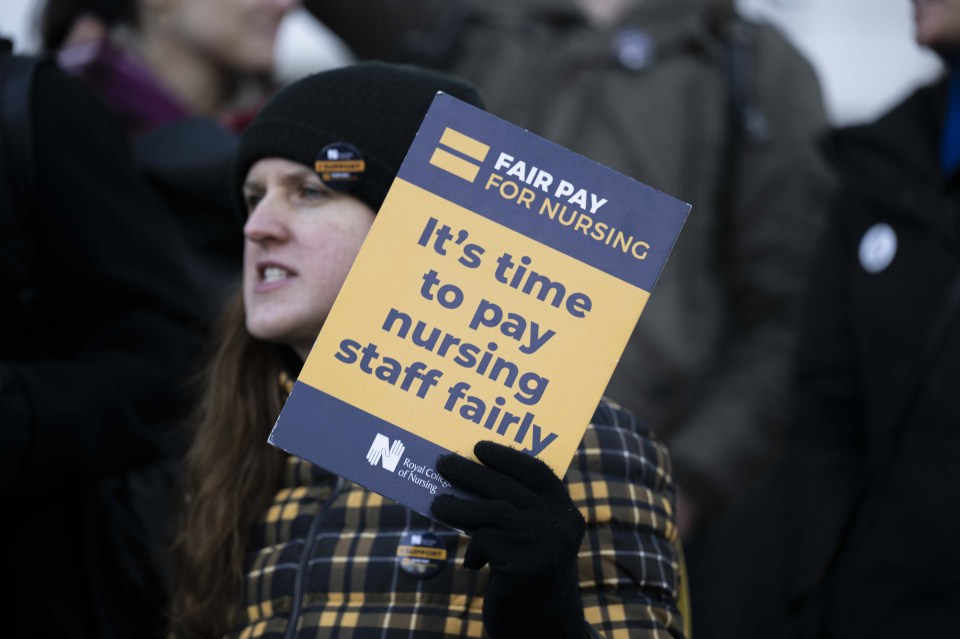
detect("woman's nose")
(243, 194), (290, 243)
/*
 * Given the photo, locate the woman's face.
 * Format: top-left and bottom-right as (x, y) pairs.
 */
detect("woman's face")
(164, 0), (297, 73)
(242, 157), (375, 359)
(914, 0), (960, 50)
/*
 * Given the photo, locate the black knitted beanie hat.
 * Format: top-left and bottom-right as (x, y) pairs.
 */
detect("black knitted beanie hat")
(232, 62), (484, 219)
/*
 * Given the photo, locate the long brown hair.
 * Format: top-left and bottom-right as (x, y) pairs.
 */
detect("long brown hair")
(168, 290), (300, 638)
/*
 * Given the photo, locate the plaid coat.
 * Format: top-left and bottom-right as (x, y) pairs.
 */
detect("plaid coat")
(235, 398), (685, 638)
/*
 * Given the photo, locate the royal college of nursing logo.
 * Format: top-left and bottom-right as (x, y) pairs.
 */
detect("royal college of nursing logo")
(428, 127), (489, 183)
(366, 434), (406, 472)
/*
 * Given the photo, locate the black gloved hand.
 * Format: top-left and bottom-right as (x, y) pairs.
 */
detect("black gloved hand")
(431, 441), (589, 639)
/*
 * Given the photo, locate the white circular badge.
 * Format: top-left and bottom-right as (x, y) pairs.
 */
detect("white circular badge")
(858, 223), (897, 274)
(613, 28), (655, 71)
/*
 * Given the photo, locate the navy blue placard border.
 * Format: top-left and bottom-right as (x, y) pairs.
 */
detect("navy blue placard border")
(269, 382), (473, 519)
(396, 93), (691, 292)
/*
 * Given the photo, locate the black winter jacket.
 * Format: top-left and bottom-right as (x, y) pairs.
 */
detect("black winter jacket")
(785, 78), (960, 638)
(1, 58), (206, 639)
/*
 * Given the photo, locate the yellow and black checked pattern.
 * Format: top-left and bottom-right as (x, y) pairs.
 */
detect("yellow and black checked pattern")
(236, 398), (684, 639)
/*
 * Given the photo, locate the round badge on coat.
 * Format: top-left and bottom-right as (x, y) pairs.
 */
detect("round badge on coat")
(858, 223), (897, 274)
(612, 28), (656, 71)
(315, 142), (366, 191)
(397, 531), (447, 579)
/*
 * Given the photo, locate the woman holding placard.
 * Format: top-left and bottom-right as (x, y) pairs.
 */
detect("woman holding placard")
(168, 61), (686, 639)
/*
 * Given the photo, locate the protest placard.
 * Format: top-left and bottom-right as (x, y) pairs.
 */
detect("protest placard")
(268, 93), (690, 517)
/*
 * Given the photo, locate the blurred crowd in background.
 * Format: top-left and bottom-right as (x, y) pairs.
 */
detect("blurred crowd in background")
(2, 0), (958, 638)
(2, 0), (945, 125)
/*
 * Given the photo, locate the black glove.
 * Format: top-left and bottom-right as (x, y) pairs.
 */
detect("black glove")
(431, 441), (589, 639)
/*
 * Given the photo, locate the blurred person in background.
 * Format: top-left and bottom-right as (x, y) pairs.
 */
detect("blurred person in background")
(38, 0), (297, 135)
(1, 50), (206, 638)
(35, 0), (304, 320)
(304, 1), (834, 634)
(758, 0), (960, 636)
(307, 0), (832, 541)
(2, 2), (306, 635)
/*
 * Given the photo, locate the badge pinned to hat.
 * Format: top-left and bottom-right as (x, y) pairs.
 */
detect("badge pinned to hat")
(230, 62), (485, 221)
(315, 142), (366, 191)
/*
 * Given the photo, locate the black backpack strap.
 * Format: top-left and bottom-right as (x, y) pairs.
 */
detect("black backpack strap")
(0, 50), (42, 299)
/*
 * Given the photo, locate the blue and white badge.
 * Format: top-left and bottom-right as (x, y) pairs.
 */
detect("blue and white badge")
(859, 223), (897, 274)
(397, 531), (447, 579)
(613, 28), (655, 71)
(315, 142), (366, 191)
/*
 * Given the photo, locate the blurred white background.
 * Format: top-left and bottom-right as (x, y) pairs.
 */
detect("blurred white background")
(739, 0), (942, 125)
(0, 0), (355, 83)
(0, 0), (945, 127)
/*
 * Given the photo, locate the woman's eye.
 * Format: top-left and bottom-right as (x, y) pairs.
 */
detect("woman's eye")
(300, 185), (330, 201)
(244, 192), (264, 211)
